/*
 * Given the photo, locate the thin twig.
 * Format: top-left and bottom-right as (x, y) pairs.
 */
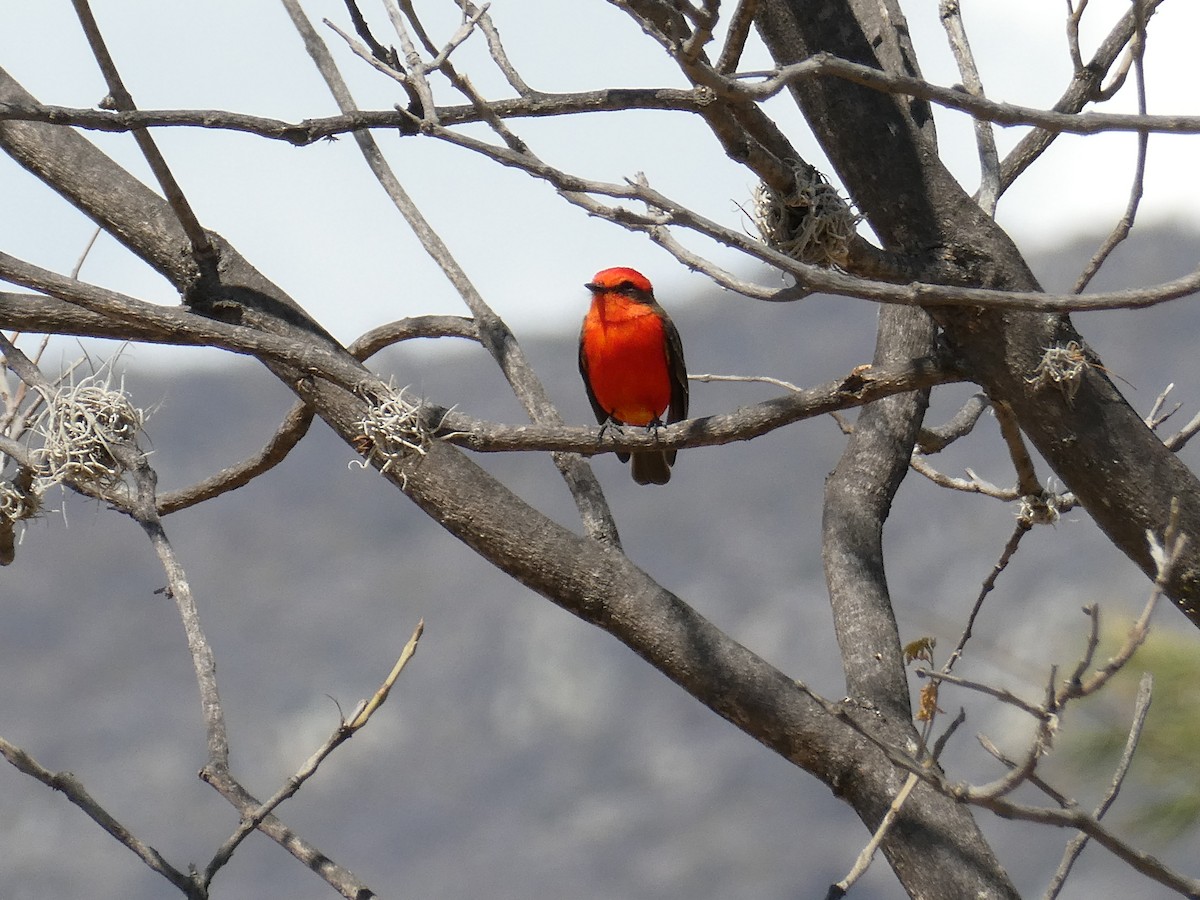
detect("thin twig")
(939, 0), (1000, 215)
(688, 372), (802, 393)
(943, 520), (1033, 675)
(1060, 565), (1163, 703)
(156, 401), (315, 515)
(978, 733), (1073, 807)
(1144, 382), (1179, 431)
(97, 389), (371, 898)
(961, 670), (1060, 801)
(0, 251), (379, 395)
(1000, 0), (1165, 194)
(806, 564), (1198, 899)
(69, 0), (215, 268)
(1066, 0), (1089, 74)
(827, 771), (922, 898)
(70, 227), (103, 280)
(399, 118), (1200, 313)
(1044, 672), (1153, 899)
(0, 736), (202, 898)
(9, 79), (1200, 142)
(909, 454), (1019, 500)
(917, 667), (1051, 722)
(156, 316), (477, 516)
(381, 0), (438, 124)
(1072, 2), (1150, 294)
(110, 442), (231, 771)
(0, 342), (210, 896)
(1064, 604), (1103, 692)
(457, 0), (535, 94)
(432, 356), (959, 454)
(993, 400), (1043, 499)
(1165, 409), (1200, 452)
(341, 0), (401, 69)
(203, 620), (424, 888)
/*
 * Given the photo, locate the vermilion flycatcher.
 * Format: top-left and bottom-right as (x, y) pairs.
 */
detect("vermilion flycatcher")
(578, 267), (688, 485)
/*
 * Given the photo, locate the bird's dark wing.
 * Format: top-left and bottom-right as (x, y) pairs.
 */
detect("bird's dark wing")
(659, 306), (687, 468)
(662, 308), (688, 425)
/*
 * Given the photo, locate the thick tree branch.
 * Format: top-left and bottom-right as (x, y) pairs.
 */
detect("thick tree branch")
(823, 305), (933, 720)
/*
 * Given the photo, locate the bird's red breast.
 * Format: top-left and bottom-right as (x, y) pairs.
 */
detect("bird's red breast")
(581, 291), (672, 425)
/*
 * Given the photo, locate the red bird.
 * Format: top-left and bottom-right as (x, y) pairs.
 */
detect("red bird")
(578, 267), (688, 485)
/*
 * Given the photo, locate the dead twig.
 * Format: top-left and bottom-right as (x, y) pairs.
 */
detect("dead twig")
(202, 620), (424, 888)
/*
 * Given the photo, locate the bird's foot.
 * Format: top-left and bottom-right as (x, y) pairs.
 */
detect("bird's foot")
(597, 417), (626, 443)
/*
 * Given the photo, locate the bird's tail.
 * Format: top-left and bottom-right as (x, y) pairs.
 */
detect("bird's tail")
(631, 450), (672, 485)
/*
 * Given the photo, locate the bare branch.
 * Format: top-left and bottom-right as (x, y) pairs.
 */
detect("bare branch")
(909, 454), (1020, 500)
(1072, 3), (1150, 294)
(405, 118), (1200, 312)
(983, 801), (1199, 896)
(458, 0), (536, 94)
(917, 393), (989, 453)
(0, 253), (376, 395)
(199, 767), (375, 899)
(938, 0), (1000, 214)
(202, 619), (424, 889)
(821, 582), (1198, 900)
(341, 0), (402, 71)
(380, 1), (439, 124)
(1165, 409), (1200, 453)
(436, 355), (960, 455)
(70, 227), (102, 280)
(1144, 382), (1179, 431)
(688, 372), (802, 393)
(716, 0), (758, 73)
(69, 0), (216, 268)
(733, 50), (1196, 136)
(0, 736), (201, 898)
(0, 90), (711, 141)
(156, 401), (314, 515)
(1065, 0), (1088, 74)
(829, 771), (922, 898)
(154, 315), (478, 516)
(999, 0), (1165, 192)
(1044, 672), (1154, 899)
(916, 667), (1051, 722)
(977, 733), (1072, 807)
(992, 400), (1043, 499)
(942, 520), (1032, 675)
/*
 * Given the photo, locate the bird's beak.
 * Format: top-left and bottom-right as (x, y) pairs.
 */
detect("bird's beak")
(584, 282), (600, 292)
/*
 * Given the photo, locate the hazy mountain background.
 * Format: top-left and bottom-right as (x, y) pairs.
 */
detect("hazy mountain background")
(2, 225), (1199, 899)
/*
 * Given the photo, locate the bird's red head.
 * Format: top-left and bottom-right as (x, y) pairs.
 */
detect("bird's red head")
(585, 267), (654, 296)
